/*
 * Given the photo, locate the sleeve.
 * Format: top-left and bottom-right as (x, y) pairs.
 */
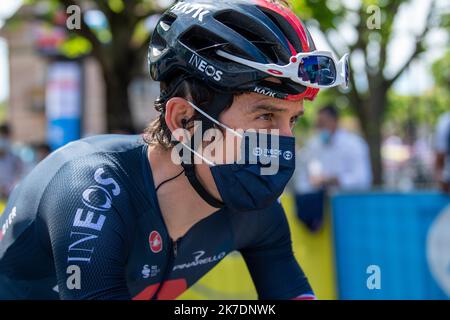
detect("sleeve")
(435, 113), (450, 153)
(239, 203), (315, 300)
(39, 161), (133, 299)
(338, 136), (372, 190)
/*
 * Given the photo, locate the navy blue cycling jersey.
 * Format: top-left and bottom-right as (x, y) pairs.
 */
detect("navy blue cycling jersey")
(0, 134), (313, 300)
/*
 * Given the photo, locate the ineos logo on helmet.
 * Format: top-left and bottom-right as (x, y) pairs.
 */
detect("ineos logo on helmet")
(189, 53), (223, 81)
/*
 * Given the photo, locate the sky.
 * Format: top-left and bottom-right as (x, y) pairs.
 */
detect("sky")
(0, 0), (448, 103)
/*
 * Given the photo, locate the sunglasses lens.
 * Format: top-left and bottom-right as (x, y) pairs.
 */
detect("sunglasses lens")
(344, 55), (349, 88)
(297, 55), (336, 86)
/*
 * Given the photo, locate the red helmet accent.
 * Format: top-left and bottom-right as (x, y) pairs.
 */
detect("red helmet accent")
(254, 0), (311, 53)
(254, 0), (319, 101)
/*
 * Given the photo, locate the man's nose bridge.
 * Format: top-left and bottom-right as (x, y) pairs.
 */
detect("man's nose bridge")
(279, 124), (294, 137)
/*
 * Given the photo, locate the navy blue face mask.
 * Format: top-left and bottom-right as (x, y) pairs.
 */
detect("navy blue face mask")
(210, 132), (296, 212)
(180, 102), (296, 212)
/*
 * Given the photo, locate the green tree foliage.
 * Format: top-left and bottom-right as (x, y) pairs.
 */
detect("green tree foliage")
(432, 50), (450, 90)
(385, 51), (450, 137)
(15, 0), (169, 132)
(293, 0), (444, 184)
(0, 101), (6, 123)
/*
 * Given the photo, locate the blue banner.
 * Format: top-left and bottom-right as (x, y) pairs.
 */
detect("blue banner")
(45, 61), (82, 150)
(332, 192), (450, 299)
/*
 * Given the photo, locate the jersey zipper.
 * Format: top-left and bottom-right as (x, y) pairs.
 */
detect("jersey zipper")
(173, 239), (178, 258)
(151, 237), (181, 300)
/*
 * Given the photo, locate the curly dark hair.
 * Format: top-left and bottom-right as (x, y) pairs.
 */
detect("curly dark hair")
(143, 73), (245, 149)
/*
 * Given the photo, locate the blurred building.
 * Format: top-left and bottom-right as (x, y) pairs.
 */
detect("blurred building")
(0, 4), (159, 147)
(1, 7), (47, 143)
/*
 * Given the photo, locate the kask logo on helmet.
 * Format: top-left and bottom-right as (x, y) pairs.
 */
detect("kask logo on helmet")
(189, 53), (223, 81)
(254, 87), (277, 98)
(171, 1), (210, 22)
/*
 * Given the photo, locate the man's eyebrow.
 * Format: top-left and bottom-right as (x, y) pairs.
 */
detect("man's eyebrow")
(250, 104), (305, 117)
(250, 104), (288, 113)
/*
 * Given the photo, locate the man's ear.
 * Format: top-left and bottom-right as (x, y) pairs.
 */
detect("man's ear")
(165, 97), (195, 143)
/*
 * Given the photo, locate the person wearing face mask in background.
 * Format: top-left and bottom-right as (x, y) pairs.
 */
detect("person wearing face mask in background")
(0, 123), (23, 201)
(434, 111), (450, 193)
(292, 105), (372, 231)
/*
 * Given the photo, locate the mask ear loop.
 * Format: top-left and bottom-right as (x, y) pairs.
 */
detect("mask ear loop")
(178, 114), (215, 167)
(187, 101), (243, 139)
(179, 124), (224, 208)
(177, 100), (227, 209)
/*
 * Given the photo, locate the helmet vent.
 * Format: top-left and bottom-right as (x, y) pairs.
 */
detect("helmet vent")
(159, 21), (171, 32)
(214, 11), (280, 62)
(160, 12), (177, 26)
(180, 26), (227, 53)
(150, 29), (167, 52)
(257, 6), (303, 53)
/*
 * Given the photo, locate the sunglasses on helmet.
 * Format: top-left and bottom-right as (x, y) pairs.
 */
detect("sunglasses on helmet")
(217, 50), (349, 89)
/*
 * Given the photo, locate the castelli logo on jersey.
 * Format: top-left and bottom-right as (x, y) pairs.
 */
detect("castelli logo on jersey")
(149, 231), (163, 253)
(188, 54), (223, 81)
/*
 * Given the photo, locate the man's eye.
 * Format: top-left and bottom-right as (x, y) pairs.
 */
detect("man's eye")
(258, 113), (273, 121)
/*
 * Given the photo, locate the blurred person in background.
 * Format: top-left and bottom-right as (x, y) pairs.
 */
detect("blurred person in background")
(33, 143), (51, 164)
(296, 104), (372, 192)
(293, 105), (372, 231)
(0, 123), (24, 199)
(434, 111), (450, 193)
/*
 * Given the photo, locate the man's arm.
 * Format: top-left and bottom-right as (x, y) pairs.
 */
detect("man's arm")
(40, 163), (132, 299)
(239, 203), (315, 300)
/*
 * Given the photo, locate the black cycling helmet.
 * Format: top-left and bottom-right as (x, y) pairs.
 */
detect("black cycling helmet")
(148, 0), (320, 101)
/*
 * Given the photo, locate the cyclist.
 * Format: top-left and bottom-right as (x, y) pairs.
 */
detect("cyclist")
(0, 0), (348, 299)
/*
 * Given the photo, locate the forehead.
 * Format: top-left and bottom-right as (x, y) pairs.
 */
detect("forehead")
(233, 92), (304, 114)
